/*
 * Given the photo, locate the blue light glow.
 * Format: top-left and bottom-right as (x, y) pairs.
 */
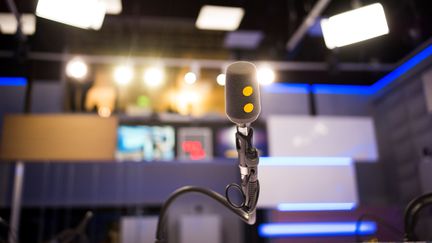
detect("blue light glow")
(0, 77), (27, 86)
(277, 202), (357, 211)
(258, 221), (377, 237)
(260, 44), (432, 95)
(259, 157), (352, 166)
(263, 83), (310, 94)
(312, 84), (372, 95)
(371, 44), (432, 93)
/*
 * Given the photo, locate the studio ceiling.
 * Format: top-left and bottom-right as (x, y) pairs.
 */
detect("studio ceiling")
(0, 0), (431, 84)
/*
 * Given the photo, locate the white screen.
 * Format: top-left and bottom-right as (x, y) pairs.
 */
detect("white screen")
(268, 115), (378, 162)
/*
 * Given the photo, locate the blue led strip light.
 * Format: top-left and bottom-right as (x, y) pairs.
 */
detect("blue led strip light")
(259, 157), (352, 166)
(370, 44), (432, 93)
(312, 84), (372, 95)
(0, 77), (27, 86)
(258, 221), (377, 237)
(263, 83), (310, 94)
(261, 44), (432, 95)
(277, 202), (357, 211)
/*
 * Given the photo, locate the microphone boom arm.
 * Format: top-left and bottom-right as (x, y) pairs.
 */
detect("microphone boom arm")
(155, 126), (260, 243)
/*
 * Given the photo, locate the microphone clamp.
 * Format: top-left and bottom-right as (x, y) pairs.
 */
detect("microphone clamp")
(225, 125), (260, 212)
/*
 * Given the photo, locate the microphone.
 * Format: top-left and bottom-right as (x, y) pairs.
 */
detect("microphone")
(225, 61), (261, 127)
(224, 61), (260, 213)
(155, 61), (262, 243)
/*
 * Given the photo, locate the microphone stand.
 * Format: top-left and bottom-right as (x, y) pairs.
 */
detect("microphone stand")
(48, 211), (93, 243)
(155, 126), (260, 243)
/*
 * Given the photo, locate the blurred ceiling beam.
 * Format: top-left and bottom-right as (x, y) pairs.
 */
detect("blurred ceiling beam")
(4, 0), (26, 42)
(286, 0), (331, 52)
(0, 50), (394, 72)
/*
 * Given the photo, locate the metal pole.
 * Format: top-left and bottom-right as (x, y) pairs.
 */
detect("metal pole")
(9, 161), (25, 243)
(4, 4), (28, 238)
(286, 0), (331, 52)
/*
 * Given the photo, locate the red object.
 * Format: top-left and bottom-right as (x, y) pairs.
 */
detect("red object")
(182, 141), (206, 160)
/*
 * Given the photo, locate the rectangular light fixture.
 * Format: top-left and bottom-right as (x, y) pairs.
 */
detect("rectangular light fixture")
(102, 0), (122, 15)
(258, 221), (377, 237)
(320, 3), (389, 49)
(36, 0), (106, 30)
(277, 202), (356, 211)
(0, 13), (36, 35)
(195, 5), (244, 31)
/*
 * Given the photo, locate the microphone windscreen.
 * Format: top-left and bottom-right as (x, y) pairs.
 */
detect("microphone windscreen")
(225, 61), (261, 125)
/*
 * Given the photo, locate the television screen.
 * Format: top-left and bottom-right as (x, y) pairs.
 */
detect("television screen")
(216, 126), (268, 158)
(267, 116), (378, 162)
(117, 125), (175, 161)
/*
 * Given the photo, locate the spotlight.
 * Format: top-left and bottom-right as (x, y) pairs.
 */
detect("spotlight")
(257, 66), (275, 85)
(320, 3), (389, 49)
(66, 58), (88, 80)
(184, 72), (197, 85)
(143, 67), (165, 87)
(114, 65), (134, 86)
(216, 73), (226, 86)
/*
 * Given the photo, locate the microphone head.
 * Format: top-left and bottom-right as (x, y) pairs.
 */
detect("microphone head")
(225, 61), (261, 126)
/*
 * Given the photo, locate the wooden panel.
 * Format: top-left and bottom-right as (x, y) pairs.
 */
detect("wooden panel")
(0, 115), (118, 161)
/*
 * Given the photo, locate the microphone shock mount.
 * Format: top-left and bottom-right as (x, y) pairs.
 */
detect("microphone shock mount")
(155, 126), (260, 243)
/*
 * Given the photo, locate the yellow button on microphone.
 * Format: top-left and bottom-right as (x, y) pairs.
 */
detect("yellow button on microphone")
(242, 86), (253, 96)
(243, 103), (254, 113)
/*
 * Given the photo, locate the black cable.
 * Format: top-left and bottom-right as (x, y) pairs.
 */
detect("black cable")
(354, 213), (403, 242)
(225, 171), (260, 210)
(155, 127), (260, 243)
(155, 186), (257, 243)
(0, 217), (7, 243)
(48, 211), (93, 243)
(404, 192), (432, 241)
(0, 217), (17, 243)
(225, 183), (246, 209)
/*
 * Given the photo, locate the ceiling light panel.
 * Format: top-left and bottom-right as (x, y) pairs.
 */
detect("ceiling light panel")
(102, 0), (122, 15)
(36, 0), (106, 30)
(196, 5), (244, 31)
(320, 3), (389, 49)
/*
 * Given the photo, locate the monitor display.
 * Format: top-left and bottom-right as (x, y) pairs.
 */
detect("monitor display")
(177, 127), (213, 161)
(117, 125), (175, 161)
(216, 126), (268, 158)
(267, 116), (378, 162)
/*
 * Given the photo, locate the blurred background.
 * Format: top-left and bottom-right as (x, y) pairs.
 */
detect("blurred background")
(0, 0), (432, 242)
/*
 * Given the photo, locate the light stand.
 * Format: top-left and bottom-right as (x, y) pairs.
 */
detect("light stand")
(154, 126), (260, 243)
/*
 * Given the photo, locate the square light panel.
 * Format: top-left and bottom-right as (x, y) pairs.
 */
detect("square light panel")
(196, 5), (244, 31)
(320, 3), (389, 49)
(102, 0), (122, 15)
(36, 0), (106, 30)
